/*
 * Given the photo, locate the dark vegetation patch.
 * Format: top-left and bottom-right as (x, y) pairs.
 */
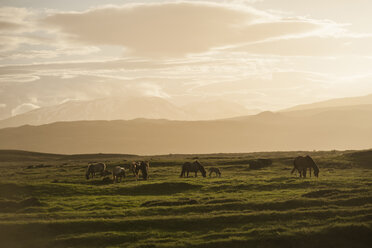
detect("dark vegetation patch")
(302, 189), (342, 198)
(141, 199), (198, 207)
(248, 159), (273, 170)
(347, 150), (372, 168)
(87, 177), (114, 185)
(117, 182), (202, 195)
(302, 188), (370, 198)
(204, 198), (241, 205)
(207, 180), (313, 192)
(0, 197), (42, 212)
(26, 164), (52, 169)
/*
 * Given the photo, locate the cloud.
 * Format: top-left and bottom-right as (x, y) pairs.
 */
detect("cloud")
(42, 2), (323, 57)
(229, 35), (372, 57)
(11, 103), (40, 116)
(0, 7), (33, 31)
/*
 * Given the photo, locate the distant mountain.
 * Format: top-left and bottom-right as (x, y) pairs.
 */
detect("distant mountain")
(0, 97), (255, 128)
(0, 97), (188, 129)
(182, 99), (259, 120)
(0, 105), (371, 154)
(282, 93), (372, 112)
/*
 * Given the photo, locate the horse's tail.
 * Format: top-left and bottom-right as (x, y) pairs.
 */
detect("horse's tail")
(86, 165), (91, 179)
(180, 166), (185, 177)
(291, 159), (297, 174)
(142, 167), (148, 180)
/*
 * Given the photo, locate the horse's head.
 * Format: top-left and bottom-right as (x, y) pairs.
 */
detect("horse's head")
(314, 168), (319, 177)
(306, 155), (319, 177)
(195, 161), (206, 177)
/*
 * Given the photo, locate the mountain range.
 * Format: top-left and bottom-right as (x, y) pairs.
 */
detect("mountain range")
(0, 93), (371, 154)
(0, 97), (257, 129)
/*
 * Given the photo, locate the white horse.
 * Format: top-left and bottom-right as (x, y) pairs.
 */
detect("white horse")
(112, 166), (126, 183)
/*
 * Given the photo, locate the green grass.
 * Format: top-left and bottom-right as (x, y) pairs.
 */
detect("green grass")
(0, 150), (371, 247)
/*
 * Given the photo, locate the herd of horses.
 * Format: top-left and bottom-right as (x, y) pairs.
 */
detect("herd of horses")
(85, 155), (319, 183)
(86, 161), (149, 182)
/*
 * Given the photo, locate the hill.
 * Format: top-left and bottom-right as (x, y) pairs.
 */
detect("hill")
(282, 93), (372, 112)
(0, 104), (371, 154)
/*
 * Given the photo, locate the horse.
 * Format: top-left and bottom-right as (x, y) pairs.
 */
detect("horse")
(132, 161), (150, 180)
(180, 160), (206, 178)
(291, 155), (319, 178)
(130, 161), (140, 177)
(208, 167), (221, 177)
(112, 166), (126, 183)
(85, 162), (107, 180)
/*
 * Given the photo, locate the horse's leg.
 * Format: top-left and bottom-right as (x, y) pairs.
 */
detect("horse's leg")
(209, 171), (212, 177)
(309, 168), (312, 177)
(187, 171), (189, 177)
(195, 171), (197, 177)
(303, 168), (307, 178)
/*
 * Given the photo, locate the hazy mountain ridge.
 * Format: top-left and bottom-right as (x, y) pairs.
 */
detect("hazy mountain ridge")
(0, 96), (255, 128)
(0, 94), (371, 154)
(0, 105), (371, 154)
(282, 94), (372, 112)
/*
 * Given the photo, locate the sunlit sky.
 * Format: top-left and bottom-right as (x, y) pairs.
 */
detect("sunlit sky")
(1, 0), (372, 119)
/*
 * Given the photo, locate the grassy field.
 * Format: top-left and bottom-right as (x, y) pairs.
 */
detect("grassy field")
(0, 149), (372, 247)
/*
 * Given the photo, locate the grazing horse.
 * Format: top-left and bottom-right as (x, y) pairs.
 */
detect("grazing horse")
(112, 166), (126, 183)
(208, 167), (221, 177)
(180, 160), (206, 178)
(130, 161), (140, 177)
(86, 162), (107, 180)
(132, 161), (150, 180)
(291, 156), (319, 178)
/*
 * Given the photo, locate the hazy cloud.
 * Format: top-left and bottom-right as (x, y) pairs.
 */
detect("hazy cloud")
(11, 103), (40, 116)
(230, 35), (372, 57)
(43, 2), (323, 57)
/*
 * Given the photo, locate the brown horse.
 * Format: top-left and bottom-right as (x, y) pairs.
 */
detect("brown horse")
(291, 156), (319, 178)
(208, 167), (221, 177)
(132, 161), (150, 180)
(180, 160), (206, 178)
(130, 161), (140, 177)
(86, 162), (107, 180)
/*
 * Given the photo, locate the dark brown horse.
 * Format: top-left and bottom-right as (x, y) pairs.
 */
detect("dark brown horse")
(132, 161), (150, 180)
(180, 160), (206, 178)
(85, 162), (107, 180)
(291, 155), (319, 178)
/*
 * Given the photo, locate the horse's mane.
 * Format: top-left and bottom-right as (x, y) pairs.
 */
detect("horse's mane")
(194, 160), (206, 173)
(306, 155), (319, 171)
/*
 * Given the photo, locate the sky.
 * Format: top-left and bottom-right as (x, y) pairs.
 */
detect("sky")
(1, 0), (372, 120)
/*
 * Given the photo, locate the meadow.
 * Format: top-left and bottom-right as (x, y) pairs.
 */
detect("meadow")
(0, 149), (371, 248)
